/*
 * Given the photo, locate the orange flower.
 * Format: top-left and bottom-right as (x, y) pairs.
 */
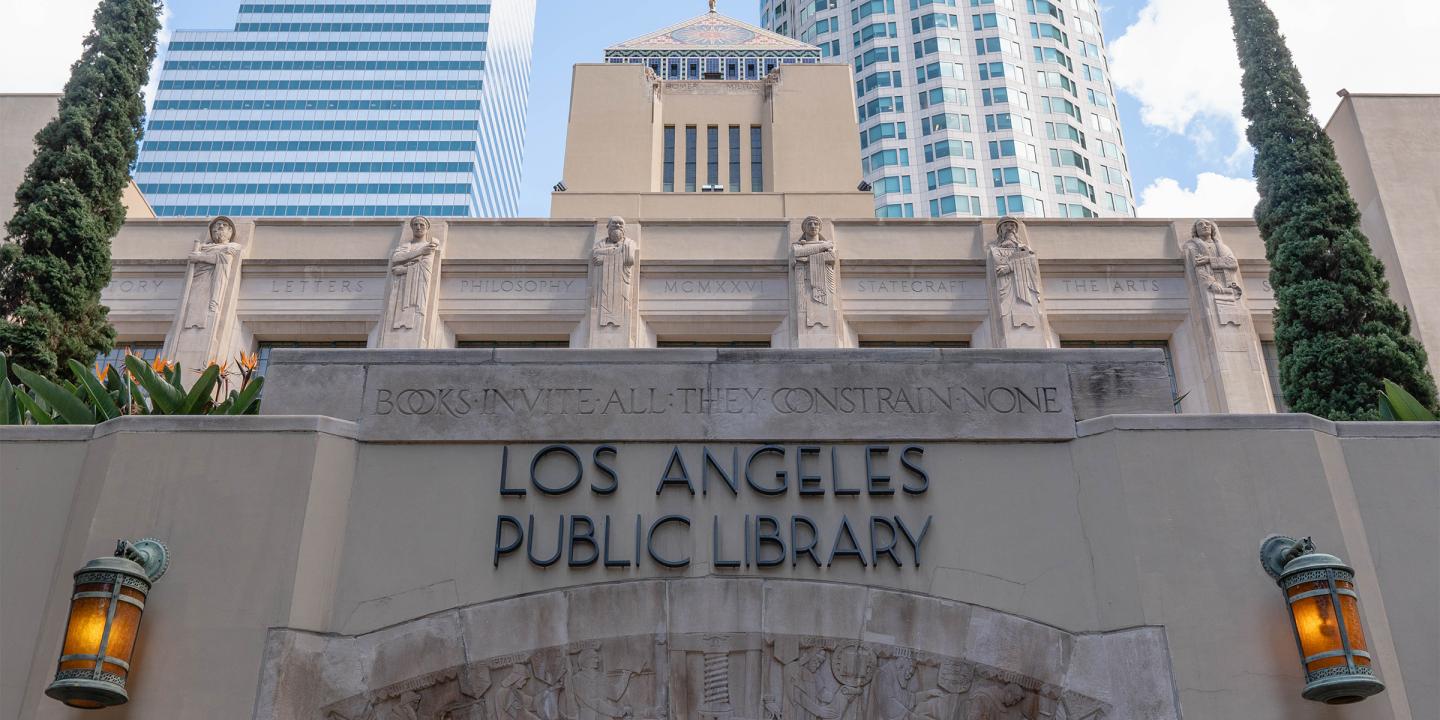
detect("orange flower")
(236, 352), (259, 373)
(94, 362), (111, 382)
(198, 360), (231, 377)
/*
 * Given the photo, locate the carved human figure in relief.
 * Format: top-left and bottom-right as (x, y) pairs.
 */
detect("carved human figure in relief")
(782, 648), (859, 720)
(989, 217), (1043, 330)
(872, 657), (965, 720)
(964, 682), (1026, 720)
(592, 217), (637, 328)
(388, 216), (441, 331)
(388, 690), (422, 720)
(570, 647), (641, 720)
(1184, 219), (1246, 327)
(497, 664), (545, 720)
(182, 216), (243, 330)
(792, 216), (837, 329)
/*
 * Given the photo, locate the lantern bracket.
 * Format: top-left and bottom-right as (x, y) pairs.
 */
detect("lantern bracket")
(115, 538), (169, 582)
(1259, 534), (1314, 581)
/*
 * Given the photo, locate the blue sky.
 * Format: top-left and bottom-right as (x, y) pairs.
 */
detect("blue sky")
(4, 0), (1436, 217)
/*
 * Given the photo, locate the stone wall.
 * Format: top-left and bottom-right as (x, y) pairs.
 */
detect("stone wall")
(3, 412), (1436, 719)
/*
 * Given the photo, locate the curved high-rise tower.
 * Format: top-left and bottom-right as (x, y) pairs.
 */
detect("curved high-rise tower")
(134, 0), (536, 218)
(762, 0), (1135, 219)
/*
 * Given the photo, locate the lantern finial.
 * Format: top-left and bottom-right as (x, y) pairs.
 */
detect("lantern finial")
(115, 538), (169, 581)
(1259, 534), (1312, 580)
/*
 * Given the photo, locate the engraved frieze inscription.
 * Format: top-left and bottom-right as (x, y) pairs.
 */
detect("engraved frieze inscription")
(353, 360), (1079, 442)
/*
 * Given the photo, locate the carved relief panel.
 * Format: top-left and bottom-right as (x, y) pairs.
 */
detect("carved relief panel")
(273, 581), (1178, 720)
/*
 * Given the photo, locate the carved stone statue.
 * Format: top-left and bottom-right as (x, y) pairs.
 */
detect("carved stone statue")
(964, 682), (1026, 720)
(1183, 219), (1246, 327)
(781, 647), (860, 720)
(792, 216), (837, 329)
(871, 657), (921, 720)
(498, 664), (546, 720)
(570, 646), (643, 720)
(181, 216), (243, 330)
(989, 218), (1042, 331)
(592, 217), (638, 329)
(388, 216), (441, 331)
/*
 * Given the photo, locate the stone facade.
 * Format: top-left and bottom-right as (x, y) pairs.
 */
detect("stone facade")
(3, 388), (1437, 720)
(104, 215), (1278, 413)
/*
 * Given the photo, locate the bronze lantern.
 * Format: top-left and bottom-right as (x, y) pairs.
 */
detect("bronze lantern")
(45, 539), (168, 709)
(1260, 535), (1384, 705)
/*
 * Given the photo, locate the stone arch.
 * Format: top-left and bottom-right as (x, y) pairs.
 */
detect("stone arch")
(254, 579), (1179, 719)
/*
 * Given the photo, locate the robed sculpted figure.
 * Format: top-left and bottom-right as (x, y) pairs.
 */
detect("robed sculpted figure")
(989, 218), (1042, 331)
(570, 647), (642, 720)
(781, 648), (860, 720)
(793, 216), (837, 329)
(592, 217), (638, 328)
(388, 216), (441, 331)
(182, 216), (243, 330)
(498, 664), (564, 720)
(1184, 219), (1246, 327)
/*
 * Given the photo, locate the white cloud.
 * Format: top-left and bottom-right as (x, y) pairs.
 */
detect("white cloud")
(1111, 0), (1440, 139)
(1136, 173), (1259, 218)
(144, 6), (176, 113)
(0, 3), (171, 102)
(0, 3), (103, 93)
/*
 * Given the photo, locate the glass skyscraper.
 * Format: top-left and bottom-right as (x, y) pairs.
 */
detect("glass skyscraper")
(762, 0), (1136, 219)
(135, 1), (536, 218)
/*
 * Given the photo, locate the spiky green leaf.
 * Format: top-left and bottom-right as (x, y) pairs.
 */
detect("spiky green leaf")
(125, 354), (183, 414)
(13, 364), (95, 424)
(70, 359), (121, 421)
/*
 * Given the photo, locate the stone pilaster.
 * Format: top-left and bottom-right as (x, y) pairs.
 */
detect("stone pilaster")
(788, 216), (845, 348)
(586, 216), (643, 348)
(1179, 219), (1275, 413)
(983, 217), (1057, 349)
(165, 216), (253, 372)
(379, 216), (448, 349)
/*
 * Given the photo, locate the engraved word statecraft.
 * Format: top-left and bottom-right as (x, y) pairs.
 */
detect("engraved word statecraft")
(358, 360), (1076, 442)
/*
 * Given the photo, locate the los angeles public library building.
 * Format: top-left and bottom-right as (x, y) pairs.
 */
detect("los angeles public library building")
(2, 12), (1438, 720)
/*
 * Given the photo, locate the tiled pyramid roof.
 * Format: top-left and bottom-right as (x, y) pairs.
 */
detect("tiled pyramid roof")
(605, 10), (819, 56)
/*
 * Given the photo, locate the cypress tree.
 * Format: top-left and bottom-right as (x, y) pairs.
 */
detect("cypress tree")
(1229, 0), (1437, 419)
(0, 0), (164, 379)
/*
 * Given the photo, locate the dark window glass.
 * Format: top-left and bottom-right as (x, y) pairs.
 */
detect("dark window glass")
(751, 126), (764, 193)
(656, 340), (771, 348)
(686, 126), (698, 192)
(1261, 341), (1289, 412)
(729, 126), (742, 191)
(457, 340), (570, 348)
(95, 344), (163, 373)
(663, 126), (676, 192)
(858, 340), (971, 348)
(707, 126), (720, 187)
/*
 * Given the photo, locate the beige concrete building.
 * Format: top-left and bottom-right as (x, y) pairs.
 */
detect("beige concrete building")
(0, 94), (154, 226)
(2, 16), (1439, 720)
(96, 214), (1285, 413)
(552, 12), (872, 219)
(1326, 93), (1440, 381)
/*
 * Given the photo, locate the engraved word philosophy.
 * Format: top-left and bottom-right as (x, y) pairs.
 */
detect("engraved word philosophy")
(492, 444), (934, 572)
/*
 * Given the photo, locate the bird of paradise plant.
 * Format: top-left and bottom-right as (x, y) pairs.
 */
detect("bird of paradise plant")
(2, 350), (265, 425)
